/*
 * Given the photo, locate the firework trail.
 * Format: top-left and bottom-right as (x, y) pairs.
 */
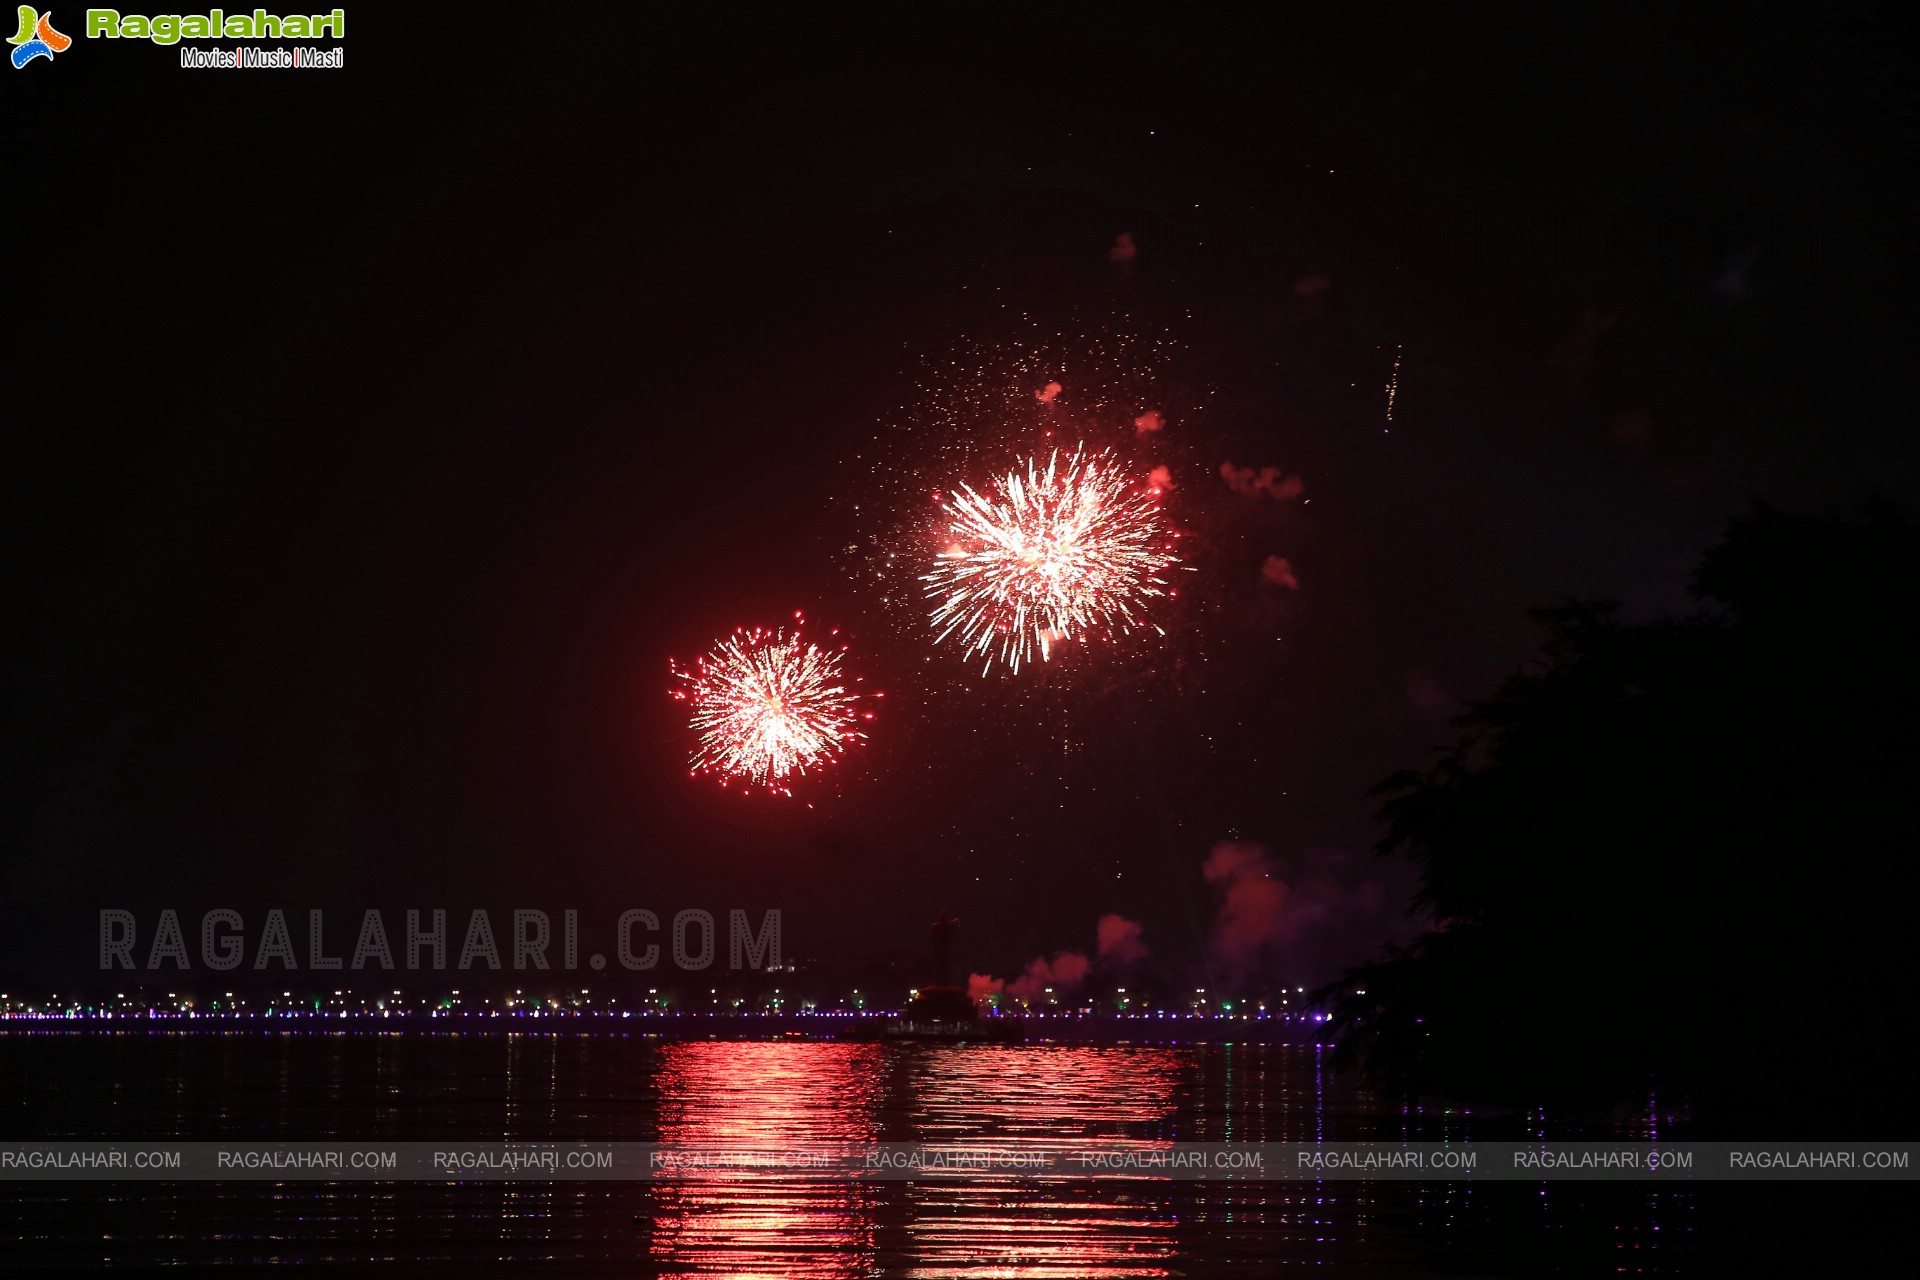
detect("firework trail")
(670, 619), (870, 794)
(923, 444), (1180, 674)
(1384, 343), (1403, 428)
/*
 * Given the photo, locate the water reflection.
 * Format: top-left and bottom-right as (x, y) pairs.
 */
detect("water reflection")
(647, 1041), (882, 1278)
(0, 1035), (1701, 1275)
(899, 1046), (1185, 1277)
(906, 1045), (1184, 1137)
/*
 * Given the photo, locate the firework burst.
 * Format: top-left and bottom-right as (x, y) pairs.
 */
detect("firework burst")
(670, 619), (870, 794)
(923, 444), (1180, 673)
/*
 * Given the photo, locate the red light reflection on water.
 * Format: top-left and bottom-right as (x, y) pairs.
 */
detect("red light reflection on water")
(645, 1043), (1194, 1278)
(900, 1046), (1186, 1277)
(646, 1042), (880, 1278)
(908, 1044), (1185, 1135)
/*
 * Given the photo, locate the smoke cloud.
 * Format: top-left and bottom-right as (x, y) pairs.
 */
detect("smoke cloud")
(1405, 669), (1460, 719)
(1134, 410), (1164, 435)
(1035, 381), (1063, 404)
(1008, 951), (1091, 1002)
(1221, 462), (1305, 501)
(1096, 913), (1148, 966)
(1204, 842), (1291, 970)
(1201, 841), (1400, 978)
(1147, 465), (1174, 494)
(1109, 232), (1138, 263)
(1261, 555), (1299, 589)
(980, 914), (1153, 1008)
(978, 850), (1404, 1002)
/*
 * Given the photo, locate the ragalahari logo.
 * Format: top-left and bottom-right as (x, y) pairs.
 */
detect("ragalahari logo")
(9, 6), (69, 66)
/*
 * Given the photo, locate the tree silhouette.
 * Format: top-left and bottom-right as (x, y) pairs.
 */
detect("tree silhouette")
(1325, 506), (1919, 1134)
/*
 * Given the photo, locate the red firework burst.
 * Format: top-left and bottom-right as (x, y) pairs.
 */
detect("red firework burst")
(669, 619), (870, 794)
(922, 444), (1179, 673)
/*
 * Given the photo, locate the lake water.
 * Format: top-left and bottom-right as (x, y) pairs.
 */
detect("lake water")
(0, 1030), (1706, 1275)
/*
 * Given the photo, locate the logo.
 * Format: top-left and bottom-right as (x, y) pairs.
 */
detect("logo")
(87, 10), (345, 43)
(9, 7), (70, 65)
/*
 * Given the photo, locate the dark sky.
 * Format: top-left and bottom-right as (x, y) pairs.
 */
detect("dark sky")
(5, 5), (1914, 994)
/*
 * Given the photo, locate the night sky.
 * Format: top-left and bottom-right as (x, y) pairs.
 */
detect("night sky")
(6, 6), (1913, 993)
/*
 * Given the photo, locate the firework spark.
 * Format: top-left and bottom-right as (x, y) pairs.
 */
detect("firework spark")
(923, 445), (1180, 674)
(1383, 342), (1403, 428)
(670, 619), (869, 793)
